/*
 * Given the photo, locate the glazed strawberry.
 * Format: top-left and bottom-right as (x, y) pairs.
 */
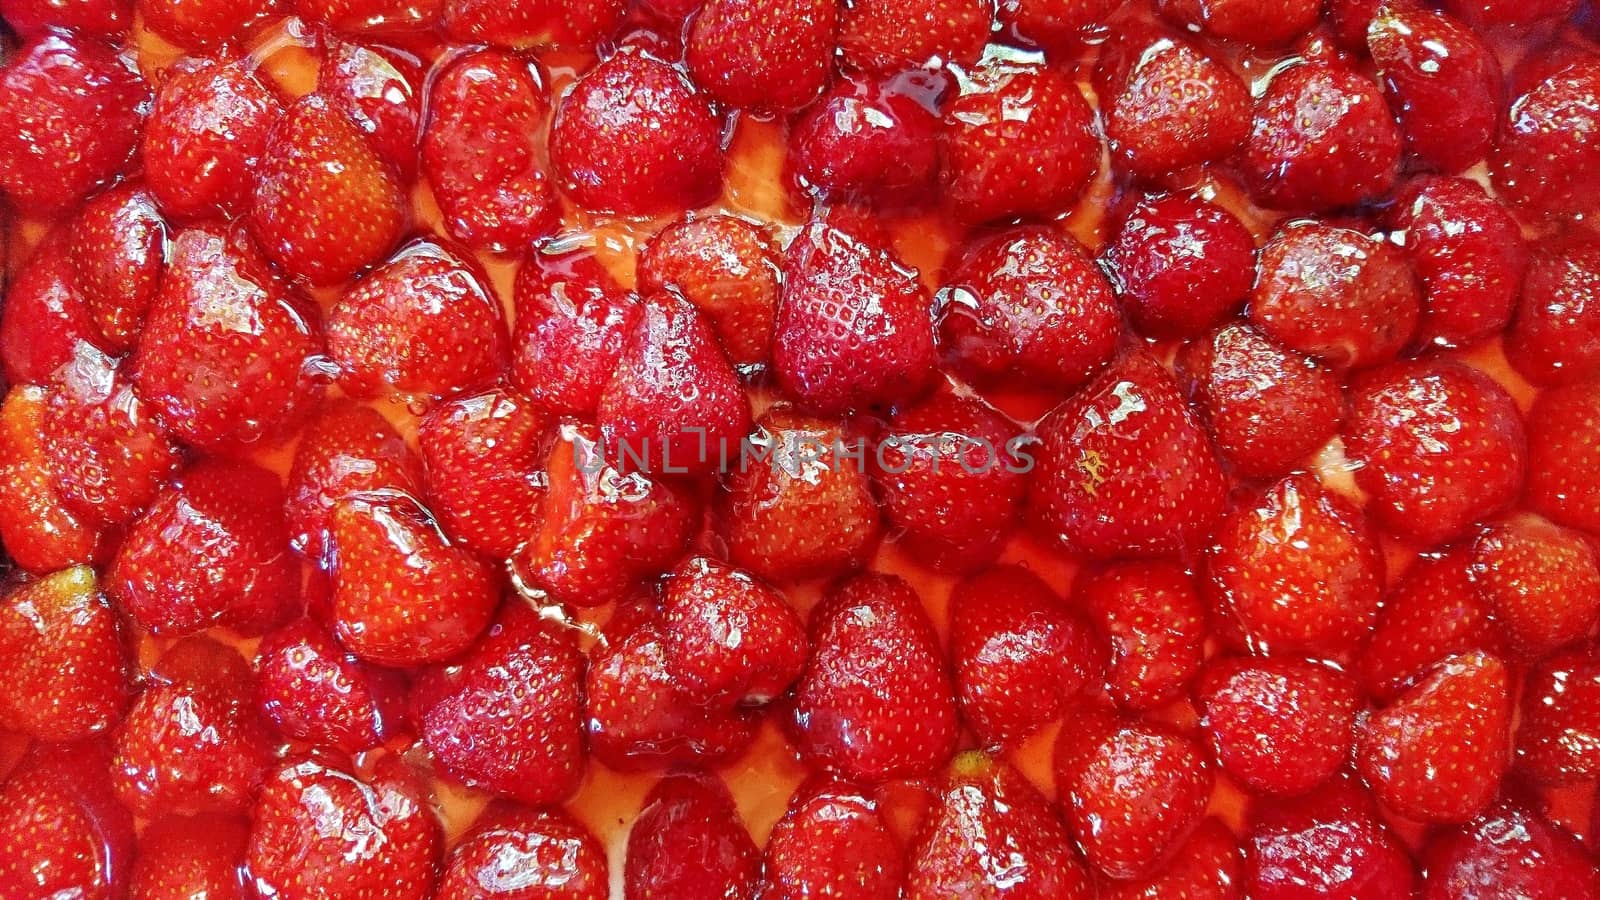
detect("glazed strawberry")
(1156, 0), (1319, 43)
(550, 51), (724, 216)
(1442, 0), (1578, 29)
(1526, 380), (1600, 534)
(764, 778), (903, 900)
(70, 183), (166, 354)
(247, 755), (442, 900)
(1360, 550), (1497, 700)
(1074, 561), (1206, 711)
(438, 804), (608, 900)
(721, 408), (883, 582)
(1244, 775), (1418, 900)
(1197, 657), (1360, 797)
(793, 573), (959, 782)
(1103, 193), (1255, 339)
(940, 60), (1099, 224)
(418, 387), (549, 558)
(1241, 60), (1402, 211)
(141, 57), (282, 221)
(329, 492), (498, 666)
(295, 0), (440, 31)
(936, 225), (1120, 392)
(1422, 798), (1600, 900)
(787, 72), (942, 208)
(1369, 6), (1502, 174)
(1250, 221), (1421, 370)
(909, 753), (1094, 899)
(441, 0), (624, 48)
(1327, 0), (1381, 47)
(660, 557), (807, 706)
(1472, 515), (1600, 659)
(0, 33), (148, 214)
(1492, 57), (1600, 218)
(319, 38), (421, 182)
(950, 565), (1101, 744)
(1056, 711), (1213, 880)
(686, 0), (836, 111)
(1099, 819), (1242, 900)
(838, 0), (990, 74)
(0, 387), (100, 573)
(773, 218), (938, 414)
(1516, 646), (1600, 783)
(256, 619), (402, 754)
(0, 0), (128, 36)
(109, 459), (298, 636)
(1344, 358), (1527, 546)
(0, 743), (134, 900)
(624, 772), (761, 900)
(998, 0), (1116, 48)
(129, 813), (248, 900)
(1028, 350), (1228, 559)
(637, 214), (779, 367)
(421, 49), (557, 251)
(133, 226), (324, 452)
(0, 567), (130, 741)
(285, 400), (425, 560)
(1505, 232), (1600, 386)
(0, 237), (103, 386)
(138, 0), (278, 48)
(328, 239), (509, 401)
(1357, 650), (1511, 823)
(511, 248), (640, 417)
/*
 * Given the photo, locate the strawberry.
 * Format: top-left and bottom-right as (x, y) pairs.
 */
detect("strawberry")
(421, 49), (558, 252)
(1344, 358), (1528, 546)
(721, 407), (883, 582)
(998, 0), (1117, 48)
(441, 0), (625, 48)
(0, 567), (129, 741)
(285, 400), (425, 561)
(437, 804), (608, 900)
(141, 57), (282, 222)
(793, 572), (959, 782)
(0, 386), (100, 573)
(1369, 5), (1503, 174)
(1056, 710), (1214, 880)
(950, 565), (1102, 744)
(418, 387), (549, 558)
(686, 0), (837, 112)
(1360, 550), (1496, 700)
(1327, 0), (1381, 47)
(319, 38), (421, 182)
(1250, 221), (1420, 371)
(1099, 818), (1242, 900)
(137, 0), (279, 49)
(637, 214), (779, 367)
(0, 237), (103, 386)
(0, 0), (128, 36)
(1156, 0), (1319, 43)
(0, 742), (134, 900)
(328, 239), (509, 401)
(329, 492), (498, 666)
(255, 619), (403, 754)
(1357, 650), (1512, 823)
(295, 0), (441, 31)
(1208, 473), (1385, 656)
(511, 248), (640, 417)
(251, 93), (407, 285)
(937, 225), (1120, 392)
(1527, 380), (1600, 534)
(1103, 193), (1255, 339)
(909, 752), (1094, 899)
(1472, 515), (1600, 659)
(1240, 60), (1402, 211)
(1492, 57), (1600, 219)
(1441, 0), (1577, 29)
(0, 33), (148, 214)
(787, 71), (942, 209)
(132, 225), (324, 452)
(624, 772), (761, 900)
(129, 813), (248, 899)
(773, 217), (938, 415)
(660, 557), (807, 706)
(838, 0), (991, 74)
(1506, 232), (1600, 386)
(550, 51), (725, 216)
(940, 60), (1099, 224)
(1422, 798), (1600, 900)
(1074, 561), (1206, 711)
(1197, 656), (1360, 797)
(1244, 775), (1418, 899)
(1028, 349), (1228, 560)
(247, 755), (442, 900)
(70, 183), (166, 354)
(764, 778), (903, 900)
(1516, 646), (1600, 784)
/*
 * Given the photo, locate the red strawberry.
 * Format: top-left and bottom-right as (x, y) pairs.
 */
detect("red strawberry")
(1074, 561), (1206, 711)
(437, 804), (608, 900)
(247, 755), (442, 900)
(1360, 549), (1496, 700)
(1197, 656), (1361, 797)
(1156, 0), (1318, 44)
(137, 0), (279, 48)
(1506, 232), (1600, 386)
(0, 567), (129, 741)
(418, 387), (549, 558)
(624, 772), (761, 900)
(1527, 380), (1600, 534)
(764, 778), (903, 900)
(1492, 57), (1600, 219)
(1327, 0), (1381, 46)
(998, 0), (1116, 48)
(511, 248), (641, 417)
(550, 51), (724, 216)
(787, 71), (943, 208)
(422, 49), (558, 252)
(330, 492), (498, 666)
(637, 214), (780, 367)
(319, 38), (421, 182)
(1028, 349), (1228, 560)
(838, 0), (991, 74)
(285, 399), (425, 561)
(70, 183), (166, 354)
(1099, 818), (1242, 900)
(0, 742), (134, 900)
(773, 218), (938, 415)
(1344, 358), (1527, 546)
(0, 386), (100, 573)
(133, 225), (324, 451)
(1244, 775), (1418, 899)
(950, 565), (1101, 744)
(1357, 650), (1512, 823)
(660, 557), (807, 706)
(940, 60), (1099, 224)
(251, 93), (407, 285)
(1369, 5), (1502, 174)
(721, 407), (883, 583)
(793, 572), (959, 782)
(1516, 646), (1600, 783)
(1104, 193), (1255, 339)
(295, 0), (440, 31)
(909, 752), (1094, 899)
(686, 0), (836, 111)
(1241, 60), (1402, 211)
(142, 57), (282, 222)
(1422, 798), (1600, 899)
(129, 813), (248, 899)
(441, 0), (625, 48)
(328, 239), (509, 401)
(0, 237), (103, 386)
(1473, 515), (1600, 659)
(0, 0), (128, 36)
(937, 225), (1120, 392)
(0, 33), (148, 214)
(1442, 0), (1578, 29)
(256, 619), (403, 754)
(1056, 710), (1213, 880)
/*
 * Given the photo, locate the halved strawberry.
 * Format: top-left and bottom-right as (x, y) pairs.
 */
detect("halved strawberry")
(70, 183), (166, 354)
(1244, 775), (1417, 899)
(0, 567), (129, 742)
(319, 38), (421, 182)
(137, 0), (279, 49)
(660, 557), (807, 707)
(0, 237), (103, 386)
(624, 772), (761, 900)
(441, 0), (625, 48)
(438, 804), (608, 900)
(787, 71), (943, 208)
(1527, 380), (1600, 534)
(1506, 232), (1600, 386)
(686, 0), (836, 111)
(129, 813), (248, 899)
(0, 387), (100, 573)
(1074, 561), (1207, 712)
(637, 214), (780, 367)
(1423, 798), (1600, 899)
(1517, 646), (1600, 784)
(255, 619), (403, 754)
(1197, 656), (1361, 797)
(1472, 514), (1600, 660)
(0, 742), (134, 900)
(418, 387), (549, 558)
(764, 778), (903, 900)
(1369, 5), (1503, 174)
(838, 0), (991, 74)
(1156, 0), (1319, 43)
(142, 57), (282, 222)
(1100, 818), (1242, 900)
(286, 400), (425, 561)
(1104, 193), (1254, 339)
(511, 248), (641, 418)
(1492, 57), (1600, 219)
